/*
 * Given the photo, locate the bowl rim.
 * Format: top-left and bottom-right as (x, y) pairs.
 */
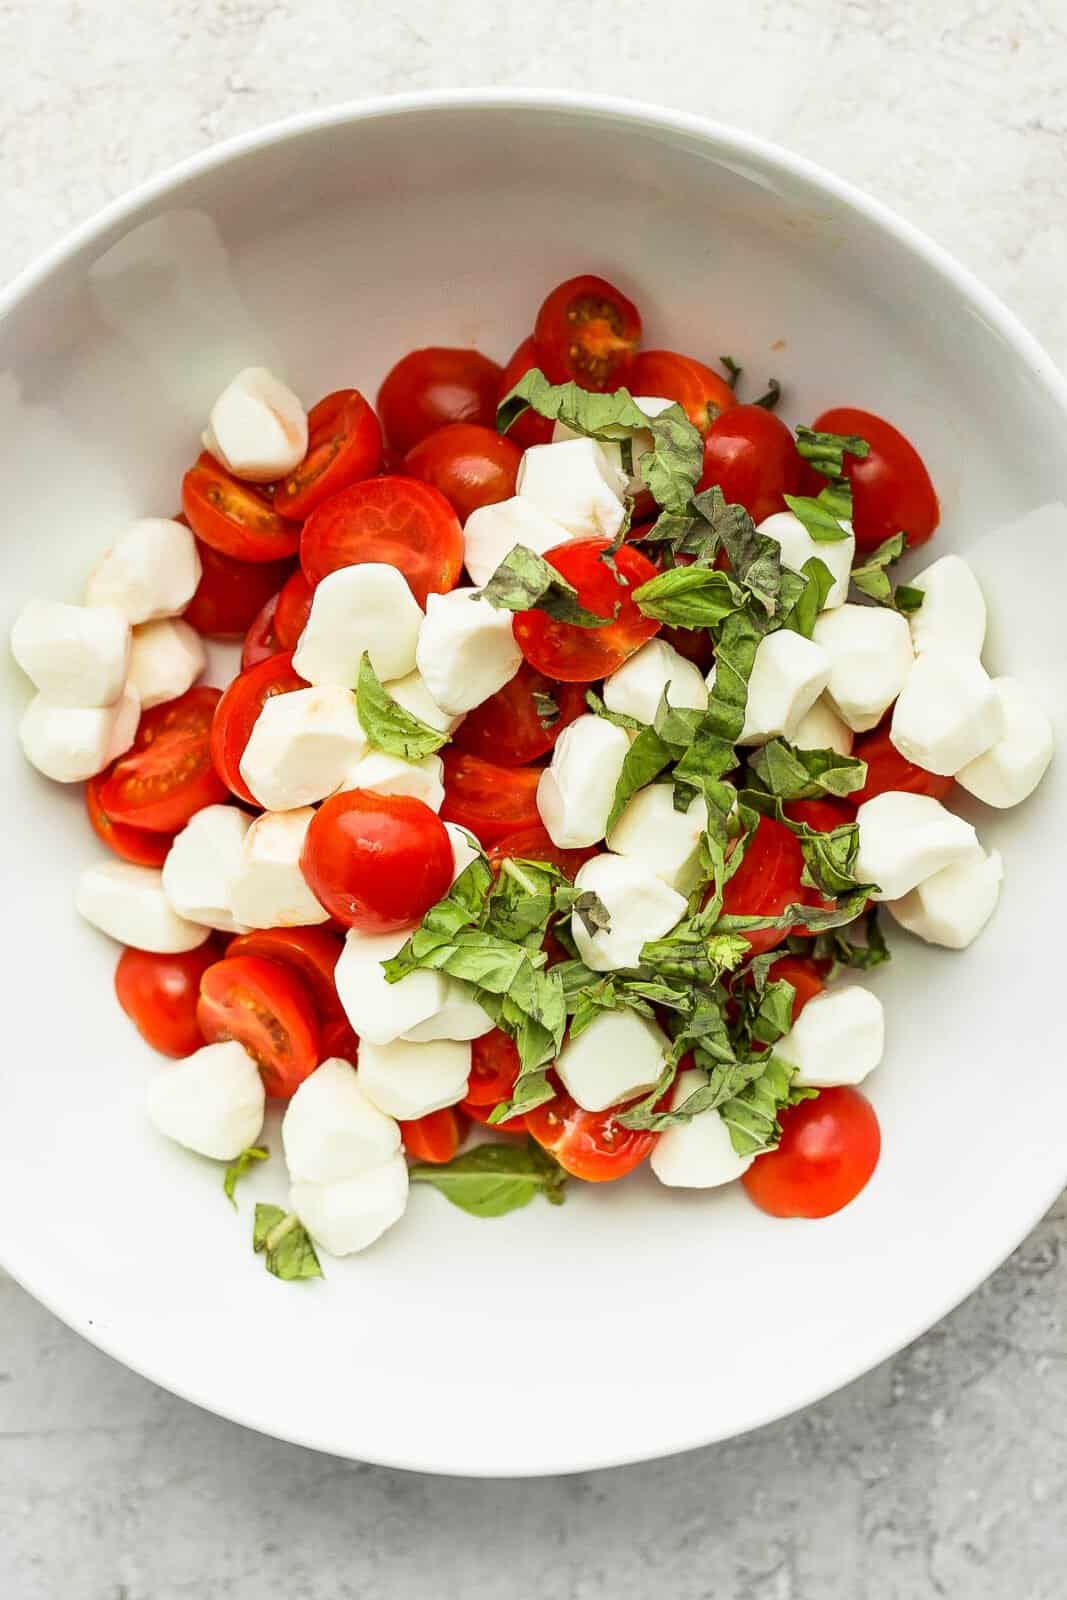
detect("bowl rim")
(4, 87), (1066, 1476)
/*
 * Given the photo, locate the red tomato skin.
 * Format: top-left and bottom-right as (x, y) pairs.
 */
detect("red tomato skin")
(798, 406), (939, 554)
(197, 955), (321, 1099)
(181, 453), (301, 562)
(300, 476), (464, 608)
(241, 592), (283, 669)
(86, 773), (173, 867)
(225, 926), (344, 1021)
(486, 826), (599, 881)
(115, 942), (220, 1058)
(513, 538), (661, 682)
(525, 1089), (658, 1182)
(440, 750), (542, 847)
(184, 539), (293, 640)
(699, 405), (804, 525)
(273, 569), (314, 650)
(402, 422), (521, 524)
(719, 815), (807, 958)
(377, 348), (503, 455)
(629, 350), (737, 435)
(460, 1097), (528, 1134)
(97, 687), (228, 834)
(210, 652), (306, 806)
(847, 721), (955, 806)
(319, 1014), (360, 1064)
(274, 389), (382, 519)
(533, 274), (641, 392)
(784, 798), (854, 833)
(464, 1028), (521, 1107)
(301, 790), (454, 933)
(742, 1086), (881, 1218)
(451, 662), (588, 766)
(400, 1107), (465, 1163)
(498, 337), (554, 450)
(765, 955), (825, 1023)
(661, 622), (716, 674)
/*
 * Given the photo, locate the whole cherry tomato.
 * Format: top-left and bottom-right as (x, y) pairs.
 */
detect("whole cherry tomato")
(440, 750), (542, 847)
(301, 790), (454, 933)
(377, 347), (503, 454)
(210, 652), (306, 805)
(513, 538), (661, 682)
(533, 274), (641, 392)
(629, 350), (737, 434)
(497, 336), (554, 449)
(181, 452), (300, 562)
(86, 772), (174, 867)
(274, 388), (382, 519)
(97, 687), (227, 834)
(525, 1088), (658, 1182)
(797, 406), (939, 554)
(699, 404), (804, 525)
(115, 941), (221, 1058)
(451, 662), (587, 766)
(847, 720), (954, 806)
(184, 539), (293, 640)
(403, 422), (521, 523)
(300, 477), (463, 607)
(401, 1106), (466, 1164)
(742, 1085), (881, 1218)
(719, 815), (808, 957)
(198, 955), (321, 1099)
(486, 825), (599, 880)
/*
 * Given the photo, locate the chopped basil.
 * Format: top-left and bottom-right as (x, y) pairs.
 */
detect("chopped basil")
(746, 738), (868, 800)
(532, 690), (560, 729)
(782, 485), (852, 543)
(223, 1144), (268, 1209)
(786, 905), (890, 979)
(355, 653), (449, 760)
(720, 354), (742, 389)
(252, 1205), (322, 1282)
(794, 425), (870, 479)
(605, 724), (674, 833)
(571, 890), (611, 938)
(409, 1138), (567, 1218)
(619, 1049), (812, 1155)
(584, 688), (645, 732)
(850, 531), (926, 612)
(479, 544), (614, 628)
(631, 564), (741, 629)
(780, 556), (834, 637)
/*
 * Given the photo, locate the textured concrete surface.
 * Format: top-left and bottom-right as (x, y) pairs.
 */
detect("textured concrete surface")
(2, 1), (1066, 1594)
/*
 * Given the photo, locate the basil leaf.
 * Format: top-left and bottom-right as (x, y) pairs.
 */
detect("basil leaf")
(717, 883), (873, 939)
(409, 1138), (567, 1218)
(487, 857), (568, 945)
(746, 738), (868, 800)
(632, 564), (741, 629)
(223, 1144), (268, 1209)
(690, 486), (784, 614)
(584, 689), (645, 732)
(252, 1205), (323, 1282)
(355, 653), (449, 760)
(786, 905), (890, 979)
(721, 1053), (816, 1156)
(605, 724), (674, 833)
(571, 890), (611, 938)
(480, 544), (615, 628)
(895, 584), (924, 614)
(739, 787), (867, 898)
(653, 695), (708, 751)
(850, 532), (926, 612)
(794, 425), (870, 479)
(780, 556), (834, 637)
(720, 354), (742, 389)
(532, 690), (560, 728)
(640, 407), (705, 512)
(782, 487), (852, 543)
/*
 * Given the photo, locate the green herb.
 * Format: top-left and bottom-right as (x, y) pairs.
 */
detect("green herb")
(786, 904), (890, 979)
(409, 1138), (567, 1218)
(794, 425), (870, 479)
(720, 354), (742, 389)
(780, 556), (834, 637)
(849, 531), (926, 612)
(619, 1049), (812, 1154)
(631, 564), (741, 629)
(532, 690), (560, 729)
(223, 1145), (269, 1209)
(782, 485), (853, 543)
(479, 544), (615, 628)
(746, 738), (868, 800)
(355, 653), (449, 760)
(753, 378), (782, 412)
(584, 688), (645, 732)
(252, 1205), (322, 1282)
(695, 487), (784, 613)
(570, 890), (611, 939)
(605, 724), (674, 833)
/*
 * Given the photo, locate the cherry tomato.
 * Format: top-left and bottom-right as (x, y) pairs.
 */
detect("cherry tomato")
(86, 773), (174, 867)
(440, 750), (542, 847)
(526, 1088), (658, 1182)
(765, 955), (825, 1023)
(209, 652), (306, 805)
(377, 347), (503, 455)
(272, 569), (314, 649)
(98, 687), (227, 834)
(464, 1028), (521, 1107)
(400, 1106), (465, 1164)
(184, 538), (293, 640)
(319, 1014), (360, 1064)
(742, 1085), (881, 1218)
(300, 477), (463, 608)
(452, 662), (587, 766)
(629, 350), (737, 435)
(302, 790), (454, 933)
(847, 720), (955, 806)
(274, 389), (382, 519)
(513, 538), (661, 682)
(661, 622), (716, 673)
(719, 815), (807, 957)
(533, 274), (641, 392)
(241, 592), (283, 668)
(403, 422), (521, 524)
(784, 798), (854, 832)
(182, 452), (300, 563)
(486, 825), (599, 880)
(225, 927), (344, 1022)
(498, 336), (554, 449)
(460, 1096), (528, 1134)
(798, 406), (939, 554)
(699, 405), (804, 525)
(198, 955), (320, 1099)
(115, 942), (220, 1058)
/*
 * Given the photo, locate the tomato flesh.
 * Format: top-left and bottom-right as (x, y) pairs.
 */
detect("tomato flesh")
(300, 476), (464, 608)
(526, 1088), (658, 1182)
(98, 687), (227, 833)
(225, 926), (345, 1022)
(512, 538), (661, 682)
(241, 592), (282, 669)
(452, 662), (588, 766)
(798, 406), (939, 554)
(377, 347), (503, 455)
(197, 955), (321, 1099)
(498, 337), (554, 449)
(533, 274), (641, 392)
(274, 389), (382, 519)
(184, 538), (292, 640)
(115, 942), (220, 1058)
(742, 1085), (881, 1218)
(301, 790), (454, 933)
(400, 1106), (465, 1164)
(182, 452), (300, 562)
(847, 721), (954, 806)
(464, 1028), (521, 1107)
(629, 349), (737, 434)
(486, 825), (599, 881)
(272, 569), (314, 650)
(210, 652), (306, 805)
(699, 404), (804, 525)
(86, 773), (174, 867)
(440, 750), (542, 847)
(403, 422), (521, 524)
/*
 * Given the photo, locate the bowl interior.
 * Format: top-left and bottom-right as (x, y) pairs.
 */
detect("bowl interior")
(1, 97), (1065, 1476)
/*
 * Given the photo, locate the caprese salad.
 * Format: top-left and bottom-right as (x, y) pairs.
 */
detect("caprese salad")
(10, 272), (1054, 1279)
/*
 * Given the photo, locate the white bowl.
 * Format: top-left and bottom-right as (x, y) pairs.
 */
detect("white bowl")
(1, 91), (1065, 1477)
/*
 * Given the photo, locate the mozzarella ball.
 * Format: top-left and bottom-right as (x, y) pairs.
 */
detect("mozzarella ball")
(239, 684), (367, 810)
(384, 668), (463, 735)
(907, 554), (986, 658)
(603, 637), (708, 725)
(516, 437), (627, 541)
(789, 695), (855, 757)
(813, 604), (913, 733)
(162, 803), (251, 933)
(401, 979), (494, 1042)
(344, 750), (445, 812)
(570, 854), (687, 972)
(606, 783), (708, 893)
(444, 822), (482, 883)
(463, 496), (570, 588)
(955, 678), (1054, 808)
(887, 847), (1003, 950)
(537, 714), (631, 848)
(77, 860), (211, 952)
(229, 807), (329, 929)
(775, 985), (885, 1088)
(282, 1057), (401, 1183)
(854, 791), (979, 901)
(649, 1069), (755, 1188)
(890, 652), (1003, 776)
(292, 563), (423, 686)
(85, 518), (201, 624)
(19, 687), (139, 782)
(554, 1008), (669, 1113)
(415, 587), (522, 715)
(10, 600), (130, 707)
(357, 1037), (471, 1121)
(709, 629), (830, 746)
(335, 926), (449, 1046)
(553, 395), (674, 496)
(202, 367), (308, 483)
(126, 618), (205, 709)
(146, 1040), (265, 1161)
(757, 510), (855, 610)
(290, 1153), (409, 1257)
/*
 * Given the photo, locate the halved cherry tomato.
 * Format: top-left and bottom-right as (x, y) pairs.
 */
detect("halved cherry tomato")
(302, 790), (454, 933)
(98, 687), (227, 833)
(486, 825), (599, 880)
(525, 1088), (657, 1182)
(533, 274), (641, 392)
(719, 815), (807, 957)
(182, 452), (300, 562)
(460, 1096), (527, 1134)
(513, 538), (661, 682)
(847, 720), (955, 806)
(798, 406), (939, 554)
(115, 941), (221, 1058)
(274, 389), (382, 519)
(784, 798), (854, 833)
(210, 652), (306, 805)
(225, 927), (344, 1021)
(699, 405), (804, 525)
(400, 1106), (466, 1163)
(765, 955), (825, 1023)
(198, 955), (320, 1099)
(272, 569), (314, 649)
(319, 1014), (360, 1063)
(742, 1085), (881, 1218)
(452, 662), (588, 766)
(300, 477), (463, 607)
(403, 422), (521, 523)
(86, 773), (174, 867)
(629, 350), (737, 434)
(184, 538), (293, 640)
(241, 592), (283, 668)
(440, 750), (542, 847)
(377, 347), (503, 455)
(464, 1028), (521, 1107)
(497, 336), (554, 449)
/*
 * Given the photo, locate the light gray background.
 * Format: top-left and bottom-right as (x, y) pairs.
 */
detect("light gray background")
(3, 3), (1066, 1596)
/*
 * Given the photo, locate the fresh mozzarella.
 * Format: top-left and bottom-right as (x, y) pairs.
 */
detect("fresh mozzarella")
(414, 587), (522, 715)
(775, 985), (885, 1087)
(888, 847), (1003, 950)
(77, 860), (211, 951)
(536, 714), (631, 848)
(553, 395), (673, 496)
(463, 496), (570, 588)
(202, 367), (308, 483)
(854, 791), (979, 901)
(229, 807), (329, 929)
(789, 695), (855, 757)
(162, 804), (251, 932)
(813, 604), (913, 733)
(282, 1057), (400, 1183)
(10, 600), (130, 707)
(444, 822), (482, 883)
(345, 750), (445, 811)
(401, 980), (494, 1042)
(238, 684), (367, 810)
(890, 652), (1003, 776)
(85, 518), (201, 624)
(335, 926), (449, 1046)
(709, 629), (830, 746)
(19, 687), (139, 782)
(955, 678), (1054, 808)
(554, 1007), (668, 1113)
(649, 1069), (755, 1188)
(126, 618), (205, 709)
(606, 784), (708, 893)
(907, 554), (987, 658)
(757, 510), (855, 610)
(146, 1040), (265, 1160)
(570, 854), (686, 972)
(290, 1153), (409, 1257)
(383, 668), (463, 735)
(516, 437), (627, 541)
(357, 1037), (471, 1121)
(292, 564), (423, 686)
(603, 638), (708, 725)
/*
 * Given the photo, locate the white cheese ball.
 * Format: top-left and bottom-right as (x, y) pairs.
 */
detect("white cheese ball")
(344, 750), (445, 812)
(10, 600), (131, 707)
(813, 604), (913, 733)
(789, 695), (855, 757)
(854, 791), (979, 901)
(955, 678), (1054, 808)
(290, 1153), (409, 1257)
(603, 637), (708, 725)
(147, 1040), (265, 1161)
(606, 784), (708, 894)
(415, 587), (522, 715)
(570, 853), (687, 972)
(554, 1008), (669, 1113)
(516, 437), (627, 540)
(19, 687), (140, 782)
(775, 985), (885, 1088)
(292, 563), (424, 686)
(553, 395), (674, 496)
(887, 847), (1003, 950)
(384, 668), (463, 735)
(401, 979), (495, 1042)
(77, 860), (212, 953)
(890, 652), (1003, 776)
(357, 1037), (471, 1121)
(709, 629), (830, 746)
(536, 714), (631, 848)
(126, 618), (205, 709)
(649, 1069), (755, 1188)
(202, 366), (308, 483)
(85, 518), (201, 624)
(463, 496), (570, 588)
(907, 554), (986, 658)
(239, 685), (367, 811)
(282, 1058), (401, 1184)
(162, 803), (251, 933)
(335, 926), (449, 1046)
(228, 807), (330, 929)
(757, 510), (855, 610)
